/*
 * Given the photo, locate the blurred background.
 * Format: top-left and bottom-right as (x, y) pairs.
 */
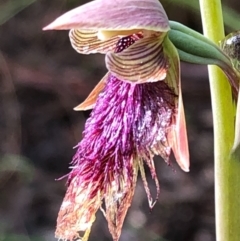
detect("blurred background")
(0, 1), (240, 241)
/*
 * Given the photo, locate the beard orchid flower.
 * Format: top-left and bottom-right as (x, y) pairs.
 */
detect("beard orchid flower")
(43, 0), (190, 240)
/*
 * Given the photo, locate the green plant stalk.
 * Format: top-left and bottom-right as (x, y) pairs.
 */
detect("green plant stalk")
(199, 1), (240, 241)
(163, 0), (240, 31)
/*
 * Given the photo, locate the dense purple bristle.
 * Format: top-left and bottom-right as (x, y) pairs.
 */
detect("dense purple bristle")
(69, 33), (176, 192)
(57, 31), (177, 241)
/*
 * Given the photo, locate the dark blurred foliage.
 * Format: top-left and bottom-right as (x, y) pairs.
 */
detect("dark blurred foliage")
(0, 1), (239, 241)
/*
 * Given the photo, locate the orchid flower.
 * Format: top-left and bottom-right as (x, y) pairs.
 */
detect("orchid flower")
(43, 0), (190, 240)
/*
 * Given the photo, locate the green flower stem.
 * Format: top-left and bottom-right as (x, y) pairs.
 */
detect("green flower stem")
(199, 1), (240, 241)
(165, 0), (240, 31)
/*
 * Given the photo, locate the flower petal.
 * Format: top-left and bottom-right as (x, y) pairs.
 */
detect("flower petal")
(104, 159), (138, 241)
(74, 73), (108, 111)
(55, 174), (102, 241)
(69, 30), (119, 54)
(43, 0), (169, 33)
(139, 158), (160, 209)
(163, 36), (190, 171)
(105, 35), (168, 83)
(172, 91), (190, 172)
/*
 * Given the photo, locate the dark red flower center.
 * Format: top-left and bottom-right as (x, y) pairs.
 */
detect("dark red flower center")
(114, 33), (143, 53)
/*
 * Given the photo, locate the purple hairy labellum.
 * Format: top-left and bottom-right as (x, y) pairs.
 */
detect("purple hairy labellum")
(56, 34), (177, 241)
